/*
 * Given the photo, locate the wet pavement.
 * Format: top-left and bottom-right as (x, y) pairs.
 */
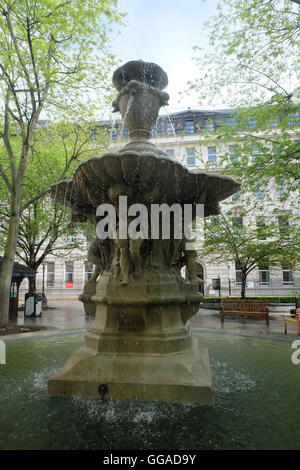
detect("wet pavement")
(16, 299), (299, 339)
(18, 300), (92, 331)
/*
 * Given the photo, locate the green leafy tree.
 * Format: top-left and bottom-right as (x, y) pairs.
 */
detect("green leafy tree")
(1, 120), (111, 292)
(190, 0), (300, 296)
(190, 0), (300, 194)
(0, 0), (123, 323)
(204, 209), (300, 298)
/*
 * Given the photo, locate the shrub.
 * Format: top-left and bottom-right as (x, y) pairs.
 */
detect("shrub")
(202, 296), (296, 304)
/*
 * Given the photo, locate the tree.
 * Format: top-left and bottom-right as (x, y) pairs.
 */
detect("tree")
(204, 209), (300, 298)
(0, 0), (122, 324)
(1, 120), (111, 292)
(189, 0), (300, 296)
(190, 0), (300, 194)
(16, 199), (78, 292)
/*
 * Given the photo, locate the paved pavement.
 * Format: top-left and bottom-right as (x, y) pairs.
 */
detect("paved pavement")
(18, 300), (92, 331)
(16, 299), (299, 339)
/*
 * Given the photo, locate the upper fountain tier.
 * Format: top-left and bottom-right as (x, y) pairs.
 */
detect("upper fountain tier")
(112, 60), (170, 146)
(51, 60), (240, 219)
(112, 60), (168, 91)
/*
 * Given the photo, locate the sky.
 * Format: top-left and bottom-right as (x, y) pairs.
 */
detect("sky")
(109, 0), (219, 113)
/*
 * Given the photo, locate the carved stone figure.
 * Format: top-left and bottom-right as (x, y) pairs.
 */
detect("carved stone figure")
(87, 238), (114, 282)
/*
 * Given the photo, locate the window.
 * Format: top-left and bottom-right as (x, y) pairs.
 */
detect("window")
(258, 265), (270, 285)
(204, 120), (215, 132)
(207, 146), (217, 163)
(251, 147), (260, 161)
(229, 145), (239, 162)
(110, 129), (118, 140)
(288, 112), (300, 127)
(232, 216), (243, 228)
(65, 235), (76, 245)
(165, 121), (175, 135)
(91, 129), (97, 141)
(186, 148), (196, 167)
(235, 261), (242, 284)
(246, 117), (256, 129)
(270, 118), (279, 128)
(166, 149), (175, 158)
(151, 127), (158, 137)
(254, 189), (264, 200)
(276, 180), (285, 198)
(282, 267), (294, 285)
(65, 262), (74, 285)
(224, 117), (235, 127)
(256, 217), (266, 240)
(185, 120), (195, 134)
(46, 262), (55, 287)
(84, 262), (93, 282)
(278, 215), (290, 239)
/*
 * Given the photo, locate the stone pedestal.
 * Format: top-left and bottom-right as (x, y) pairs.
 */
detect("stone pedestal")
(48, 336), (212, 404)
(48, 271), (213, 404)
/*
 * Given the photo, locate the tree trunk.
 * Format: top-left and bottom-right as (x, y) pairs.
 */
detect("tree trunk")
(0, 203), (21, 324)
(28, 276), (36, 293)
(0, 148), (28, 324)
(240, 271), (247, 299)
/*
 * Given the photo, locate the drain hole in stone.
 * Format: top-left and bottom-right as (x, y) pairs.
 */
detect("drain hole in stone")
(98, 384), (109, 399)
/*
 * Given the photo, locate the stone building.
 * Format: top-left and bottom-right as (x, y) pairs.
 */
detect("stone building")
(19, 108), (300, 298)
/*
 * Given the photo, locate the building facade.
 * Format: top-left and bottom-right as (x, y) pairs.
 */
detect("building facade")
(19, 109), (300, 298)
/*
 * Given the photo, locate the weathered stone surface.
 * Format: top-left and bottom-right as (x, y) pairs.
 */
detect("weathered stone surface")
(48, 336), (212, 404)
(112, 60), (168, 91)
(49, 61), (240, 404)
(51, 151), (240, 222)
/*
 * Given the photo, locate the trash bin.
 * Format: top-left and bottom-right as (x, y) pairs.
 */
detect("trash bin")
(24, 292), (43, 317)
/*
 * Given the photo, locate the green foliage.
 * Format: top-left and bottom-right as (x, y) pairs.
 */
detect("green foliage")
(0, 120), (110, 266)
(191, 1), (300, 298)
(191, 0), (300, 196)
(0, 0), (124, 120)
(203, 211), (300, 297)
(205, 212), (300, 268)
(192, 0), (300, 106)
(203, 296), (297, 304)
(0, 0), (123, 282)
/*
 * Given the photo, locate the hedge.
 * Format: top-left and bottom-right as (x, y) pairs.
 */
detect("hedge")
(202, 296), (297, 304)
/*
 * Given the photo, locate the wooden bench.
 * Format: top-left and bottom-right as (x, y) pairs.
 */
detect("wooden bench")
(220, 299), (269, 325)
(284, 308), (300, 336)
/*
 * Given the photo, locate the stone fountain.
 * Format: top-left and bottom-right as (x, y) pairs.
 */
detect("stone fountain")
(48, 61), (240, 404)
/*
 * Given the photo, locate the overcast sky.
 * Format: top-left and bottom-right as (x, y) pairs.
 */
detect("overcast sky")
(109, 0), (219, 113)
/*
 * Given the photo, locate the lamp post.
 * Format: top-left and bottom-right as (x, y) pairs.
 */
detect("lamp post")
(228, 265), (232, 296)
(42, 263), (46, 294)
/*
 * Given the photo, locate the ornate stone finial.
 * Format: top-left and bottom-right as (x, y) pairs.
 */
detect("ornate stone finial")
(112, 60), (168, 91)
(112, 60), (169, 140)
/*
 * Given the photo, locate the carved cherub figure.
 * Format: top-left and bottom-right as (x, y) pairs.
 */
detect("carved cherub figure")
(87, 238), (114, 282)
(108, 183), (144, 285)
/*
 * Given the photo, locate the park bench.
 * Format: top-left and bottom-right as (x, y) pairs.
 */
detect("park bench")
(284, 308), (300, 336)
(220, 299), (269, 325)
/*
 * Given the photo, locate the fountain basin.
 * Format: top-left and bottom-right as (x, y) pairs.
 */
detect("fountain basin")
(1, 331), (300, 450)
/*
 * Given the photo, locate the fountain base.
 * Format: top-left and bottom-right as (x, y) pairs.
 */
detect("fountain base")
(48, 334), (212, 404)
